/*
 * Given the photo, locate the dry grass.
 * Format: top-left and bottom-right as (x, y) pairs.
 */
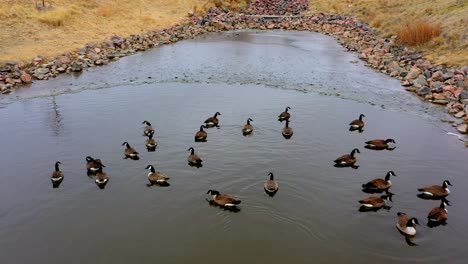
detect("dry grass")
(309, 0), (468, 66)
(396, 19), (442, 46)
(0, 0), (466, 67)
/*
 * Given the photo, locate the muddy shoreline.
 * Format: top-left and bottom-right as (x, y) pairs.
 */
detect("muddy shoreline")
(0, 3), (467, 132)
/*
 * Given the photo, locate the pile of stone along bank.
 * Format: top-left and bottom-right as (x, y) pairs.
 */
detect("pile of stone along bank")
(0, 0), (467, 134)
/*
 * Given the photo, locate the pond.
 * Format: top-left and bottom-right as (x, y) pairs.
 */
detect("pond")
(0, 31), (467, 264)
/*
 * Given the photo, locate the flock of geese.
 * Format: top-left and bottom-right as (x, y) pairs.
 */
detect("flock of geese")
(333, 113), (453, 245)
(50, 107), (453, 245)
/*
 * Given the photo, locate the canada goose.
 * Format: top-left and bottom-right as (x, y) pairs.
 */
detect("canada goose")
(396, 212), (419, 236)
(242, 118), (254, 135)
(51, 161), (64, 187)
(194, 125), (207, 142)
(278, 107), (291, 122)
(187, 147), (202, 166)
(204, 112), (221, 127)
(142, 120), (155, 136)
(86, 156), (104, 175)
(206, 190), (241, 207)
(349, 114), (365, 131)
(365, 138), (396, 150)
(95, 164), (109, 189)
(359, 193), (393, 209)
(145, 165), (170, 186)
(362, 171), (396, 192)
(264, 172), (279, 195)
(334, 148), (360, 167)
(418, 180), (452, 198)
(122, 142), (139, 159)
(145, 131), (157, 149)
(427, 199), (450, 224)
(282, 120), (293, 139)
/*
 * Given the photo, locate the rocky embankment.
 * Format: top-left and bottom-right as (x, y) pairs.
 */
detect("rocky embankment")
(0, 0), (467, 133)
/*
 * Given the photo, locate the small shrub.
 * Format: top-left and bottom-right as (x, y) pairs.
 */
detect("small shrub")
(396, 19), (442, 46)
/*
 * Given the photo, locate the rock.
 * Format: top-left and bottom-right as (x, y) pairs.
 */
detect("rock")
(433, 99), (449, 105)
(431, 70), (444, 81)
(413, 74), (428, 87)
(460, 90), (468, 100)
(56, 56), (71, 65)
(457, 124), (468, 134)
(454, 111), (465, 118)
(402, 80), (411, 86)
(188, 10), (194, 17)
(433, 93), (447, 100)
(417, 86), (431, 96)
(405, 66), (421, 80)
(57, 67), (65, 72)
(20, 73), (32, 83)
(94, 48), (101, 53)
(35, 67), (49, 75)
(71, 62), (83, 72)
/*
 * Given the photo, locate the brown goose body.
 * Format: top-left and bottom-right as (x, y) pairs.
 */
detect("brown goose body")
(362, 171), (396, 191)
(194, 125), (207, 141)
(278, 107), (291, 122)
(264, 173), (279, 193)
(418, 180), (452, 198)
(334, 149), (360, 166)
(204, 112), (221, 127)
(145, 133), (157, 148)
(187, 147), (202, 164)
(207, 190), (241, 207)
(282, 120), (293, 138)
(349, 114), (365, 130)
(396, 212), (419, 236)
(365, 139), (396, 149)
(359, 194), (392, 208)
(142, 121), (155, 136)
(428, 200), (449, 222)
(86, 156), (103, 173)
(51, 161), (64, 181)
(146, 165), (169, 185)
(122, 142), (139, 158)
(242, 118), (254, 134)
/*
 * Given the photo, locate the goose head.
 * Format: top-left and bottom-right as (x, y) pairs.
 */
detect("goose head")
(350, 148), (360, 156)
(142, 120), (152, 126)
(359, 114), (365, 120)
(206, 190), (220, 195)
(268, 172), (274, 180)
(187, 147), (195, 154)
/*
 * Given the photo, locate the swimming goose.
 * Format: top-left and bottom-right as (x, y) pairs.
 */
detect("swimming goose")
(142, 120), (155, 136)
(122, 142), (139, 159)
(264, 172), (279, 195)
(359, 193), (393, 209)
(278, 107), (291, 122)
(194, 125), (207, 142)
(206, 190), (241, 207)
(418, 180), (452, 198)
(145, 165), (170, 185)
(187, 147), (202, 166)
(396, 212), (419, 236)
(427, 199), (450, 223)
(145, 131), (157, 149)
(51, 161), (64, 187)
(242, 118), (254, 135)
(204, 112), (221, 127)
(362, 171), (396, 192)
(282, 120), (293, 139)
(334, 148), (360, 167)
(365, 138), (396, 150)
(86, 156), (104, 175)
(95, 164), (109, 189)
(349, 114), (365, 131)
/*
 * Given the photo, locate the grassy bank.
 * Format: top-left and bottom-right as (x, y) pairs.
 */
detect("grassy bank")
(309, 0), (467, 66)
(0, 0), (466, 66)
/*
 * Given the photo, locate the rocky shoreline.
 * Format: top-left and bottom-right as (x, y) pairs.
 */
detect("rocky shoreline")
(0, 0), (467, 133)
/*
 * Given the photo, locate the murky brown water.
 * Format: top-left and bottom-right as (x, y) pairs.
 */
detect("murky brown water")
(0, 31), (467, 264)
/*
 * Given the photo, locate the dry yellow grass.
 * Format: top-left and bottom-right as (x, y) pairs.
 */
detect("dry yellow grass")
(0, 0), (466, 67)
(308, 0), (468, 66)
(0, 0), (208, 63)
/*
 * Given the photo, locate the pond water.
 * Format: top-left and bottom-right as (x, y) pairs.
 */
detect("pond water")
(0, 31), (467, 264)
